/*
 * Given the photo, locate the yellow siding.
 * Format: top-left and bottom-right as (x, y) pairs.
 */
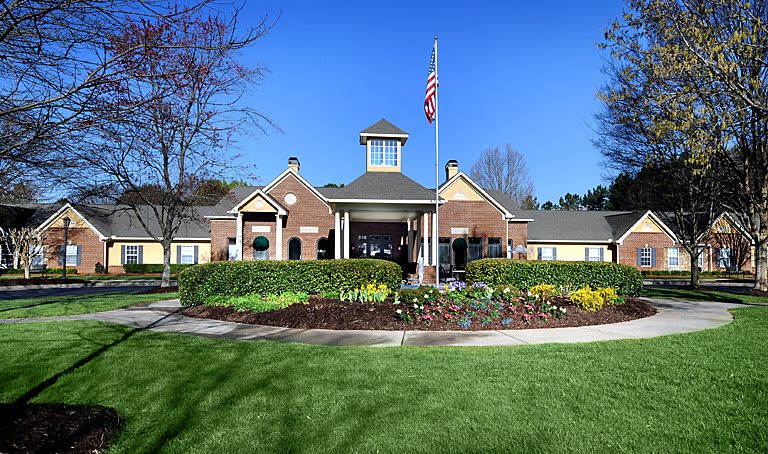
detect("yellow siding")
(631, 217), (663, 234)
(441, 176), (484, 201)
(49, 208), (88, 229)
(108, 241), (211, 266)
(241, 194), (278, 213)
(532, 244), (614, 262)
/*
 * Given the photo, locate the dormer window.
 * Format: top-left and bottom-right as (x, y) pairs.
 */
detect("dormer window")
(370, 139), (398, 167)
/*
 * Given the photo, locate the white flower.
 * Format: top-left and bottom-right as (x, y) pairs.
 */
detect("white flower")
(413, 303), (418, 308)
(527, 291), (532, 296)
(396, 309), (402, 314)
(503, 288), (510, 293)
(560, 307), (567, 313)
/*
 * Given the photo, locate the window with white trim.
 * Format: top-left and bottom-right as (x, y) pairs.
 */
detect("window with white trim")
(717, 248), (731, 268)
(668, 247), (679, 268)
(180, 245), (195, 265)
(30, 245), (45, 267)
(125, 245), (139, 264)
(65, 245), (78, 266)
(540, 247), (555, 261)
(369, 139), (398, 167)
(587, 247), (602, 262)
(639, 247), (652, 267)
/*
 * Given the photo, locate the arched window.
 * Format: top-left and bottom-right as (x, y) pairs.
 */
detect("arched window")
(253, 236), (269, 260)
(288, 237), (302, 260)
(317, 237), (331, 260)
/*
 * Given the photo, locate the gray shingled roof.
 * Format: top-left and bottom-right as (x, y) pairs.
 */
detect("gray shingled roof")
(483, 189), (528, 218)
(360, 118), (407, 136)
(525, 210), (647, 242)
(332, 172), (437, 201)
(359, 119), (408, 144)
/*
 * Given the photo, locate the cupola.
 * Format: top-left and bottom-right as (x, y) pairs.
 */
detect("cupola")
(359, 118), (409, 173)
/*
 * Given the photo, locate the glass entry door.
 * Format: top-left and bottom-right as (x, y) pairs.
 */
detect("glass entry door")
(357, 235), (392, 259)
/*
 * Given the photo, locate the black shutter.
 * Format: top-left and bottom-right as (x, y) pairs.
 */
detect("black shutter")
(176, 245), (182, 264)
(121, 245), (126, 265)
(138, 245), (144, 264)
(552, 248), (557, 261)
(76, 245), (82, 265)
(585, 248), (589, 261)
(599, 248), (604, 262)
(537, 248), (542, 260)
(57, 245), (65, 266)
(193, 245), (199, 264)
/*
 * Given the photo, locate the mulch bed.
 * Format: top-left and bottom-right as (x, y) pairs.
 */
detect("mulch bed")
(135, 285), (178, 295)
(182, 297), (656, 331)
(0, 403), (122, 454)
(744, 288), (768, 298)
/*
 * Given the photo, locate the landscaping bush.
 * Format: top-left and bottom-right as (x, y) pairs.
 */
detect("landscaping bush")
(465, 259), (643, 296)
(204, 292), (309, 313)
(178, 259), (402, 306)
(570, 286), (606, 312)
(122, 264), (193, 274)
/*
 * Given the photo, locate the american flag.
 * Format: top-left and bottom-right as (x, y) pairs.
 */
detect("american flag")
(424, 44), (437, 123)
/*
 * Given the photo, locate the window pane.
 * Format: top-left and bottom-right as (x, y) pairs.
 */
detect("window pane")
(468, 237), (482, 261)
(640, 248), (651, 267)
(588, 247), (601, 261)
(541, 247), (554, 261)
(488, 238), (501, 258)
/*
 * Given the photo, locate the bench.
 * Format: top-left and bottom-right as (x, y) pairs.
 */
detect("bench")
(30, 264), (48, 277)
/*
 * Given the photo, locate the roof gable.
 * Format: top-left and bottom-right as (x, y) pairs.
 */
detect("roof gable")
(263, 169), (329, 208)
(439, 172), (514, 219)
(229, 189), (287, 215)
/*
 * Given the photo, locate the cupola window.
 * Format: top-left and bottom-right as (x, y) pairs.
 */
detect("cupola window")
(370, 139), (398, 167)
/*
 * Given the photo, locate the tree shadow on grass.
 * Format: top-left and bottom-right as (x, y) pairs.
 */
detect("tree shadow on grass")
(643, 287), (766, 305)
(0, 292), (128, 313)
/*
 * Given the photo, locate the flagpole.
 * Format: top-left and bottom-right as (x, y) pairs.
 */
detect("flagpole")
(433, 36), (439, 287)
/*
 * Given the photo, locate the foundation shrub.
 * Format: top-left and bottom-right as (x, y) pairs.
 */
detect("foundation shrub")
(465, 259), (642, 296)
(178, 259), (402, 306)
(122, 264), (193, 274)
(204, 292), (308, 313)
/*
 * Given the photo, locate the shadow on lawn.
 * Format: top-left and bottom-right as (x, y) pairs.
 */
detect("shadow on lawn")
(643, 287), (765, 304)
(0, 292), (132, 313)
(13, 310), (178, 405)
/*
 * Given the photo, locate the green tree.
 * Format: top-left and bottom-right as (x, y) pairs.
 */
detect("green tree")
(582, 185), (611, 211)
(598, 0), (766, 290)
(558, 193), (582, 211)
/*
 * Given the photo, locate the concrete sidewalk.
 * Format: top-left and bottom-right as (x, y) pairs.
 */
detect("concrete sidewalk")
(0, 298), (740, 347)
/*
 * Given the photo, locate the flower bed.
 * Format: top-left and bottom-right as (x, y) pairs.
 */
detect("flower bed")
(181, 282), (656, 331)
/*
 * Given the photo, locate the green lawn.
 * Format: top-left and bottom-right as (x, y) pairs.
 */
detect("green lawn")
(642, 287), (768, 304)
(1, 307), (766, 453)
(0, 292), (178, 318)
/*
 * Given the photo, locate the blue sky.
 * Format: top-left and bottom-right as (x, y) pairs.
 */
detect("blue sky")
(235, 0), (625, 204)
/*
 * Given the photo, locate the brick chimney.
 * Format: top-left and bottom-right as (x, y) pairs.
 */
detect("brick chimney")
(445, 160), (458, 181)
(288, 156), (300, 173)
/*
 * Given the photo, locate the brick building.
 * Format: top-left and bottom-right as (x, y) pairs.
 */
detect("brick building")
(0, 119), (757, 281)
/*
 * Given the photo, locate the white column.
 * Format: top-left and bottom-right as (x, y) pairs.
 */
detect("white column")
(422, 212), (429, 265)
(432, 212), (438, 267)
(236, 213), (243, 261)
(334, 211), (341, 259)
(275, 214), (283, 260)
(415, 216), (422, 261)
(407, 219), (414, 262)
(343, 211), (351, 259)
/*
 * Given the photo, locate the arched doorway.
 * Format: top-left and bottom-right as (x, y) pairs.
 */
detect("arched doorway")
(288, 237), (302, 260)
(316, 237), (331, 259)
(452, 238), (467, 270)
(253, 236), (269, 260)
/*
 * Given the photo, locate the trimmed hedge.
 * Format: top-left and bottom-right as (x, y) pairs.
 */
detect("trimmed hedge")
(123, 264), (193, 274)
(465, 259), (643, 296)
(178, 259), (402, 306)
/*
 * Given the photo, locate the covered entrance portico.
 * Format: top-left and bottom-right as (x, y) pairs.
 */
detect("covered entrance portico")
(331, 202), (442, 282)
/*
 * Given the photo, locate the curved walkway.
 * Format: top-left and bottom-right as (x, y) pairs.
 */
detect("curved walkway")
(0, 298), (741, 347)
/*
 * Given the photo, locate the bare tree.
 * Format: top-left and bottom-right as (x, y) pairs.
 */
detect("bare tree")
(0, 227), (46, 279)
(69, 6), (275, 287)
(0, 0), (219, 194)
(469, 145), (535, 207)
